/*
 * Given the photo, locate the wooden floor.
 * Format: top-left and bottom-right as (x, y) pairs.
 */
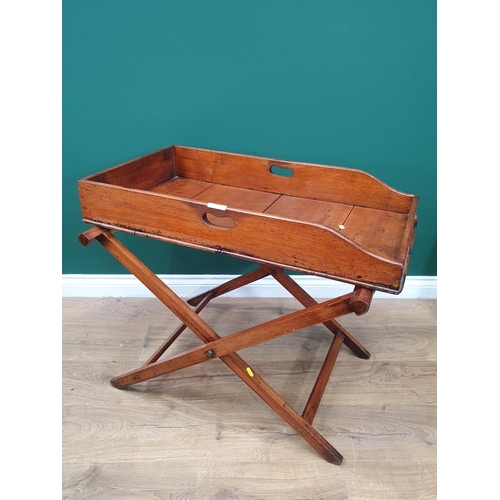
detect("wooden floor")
(62, 296), (436, 500)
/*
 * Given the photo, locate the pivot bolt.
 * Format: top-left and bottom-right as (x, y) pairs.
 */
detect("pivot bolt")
(206, 349), (215, 358)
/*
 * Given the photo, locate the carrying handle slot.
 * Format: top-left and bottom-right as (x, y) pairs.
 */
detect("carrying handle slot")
(203, 212), (235, 229)
(269, 165), (294, 178)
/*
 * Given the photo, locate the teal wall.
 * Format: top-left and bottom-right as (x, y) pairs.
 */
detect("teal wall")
(63, 0), (436, 277)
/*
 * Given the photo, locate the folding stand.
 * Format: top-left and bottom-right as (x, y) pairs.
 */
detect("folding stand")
(79, 226), (376, 465)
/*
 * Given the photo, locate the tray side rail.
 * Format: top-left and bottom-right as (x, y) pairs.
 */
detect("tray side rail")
(78, 180), (407, 293)
(81, 146), (176, 191)
(174, 146), (415, 214)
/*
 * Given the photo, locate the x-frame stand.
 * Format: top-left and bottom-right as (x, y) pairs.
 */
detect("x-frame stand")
(79, 226), (375, 465)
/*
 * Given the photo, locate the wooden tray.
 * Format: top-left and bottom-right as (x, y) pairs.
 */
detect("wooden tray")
(78, 146), (418, 294)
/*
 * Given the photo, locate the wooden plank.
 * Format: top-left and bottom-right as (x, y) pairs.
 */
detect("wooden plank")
(265, 195), (353, 230)
(81, 146), (175, 191)
(143, 294), (213, 365)
(62, 358), (437, 408)
(149, 177), (213, 198)
(62, 297), (436, 499)
(397, 195), (419, 265)
(77, 226), (106, 247)
(174, 146), (415, 213)
(62, 459), (436, 499)
(342, 206), (410, 262)
(61, 460), (350, 499)
(63, 399), (429, 459)
(78, 182), (405, 292)
(302, 331), (345, 424)
(192, 184), (280, 212)
(187, 266), (270, 306)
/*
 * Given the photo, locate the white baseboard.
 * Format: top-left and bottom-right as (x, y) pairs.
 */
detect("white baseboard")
(62, 274), (436, 299)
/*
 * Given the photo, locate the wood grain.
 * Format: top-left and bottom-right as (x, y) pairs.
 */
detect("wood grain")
(265, 195), (353, 230)
(82, 146), (175, 191)
(342, 206), (410, 262)
(63, 297), (436, 499)
(78, 146), (418, 293)
(192, 184), (280, 212)
(174, 146), (414, 212)
(149, 177), (213, 198)
(78, 184), (406, 292)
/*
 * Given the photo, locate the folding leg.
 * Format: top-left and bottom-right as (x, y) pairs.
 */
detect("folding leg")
(262, 264), (371, 359)
(187, 267), (270, 306)
(142, 293), (213, 366)
(79, 226), (376, 465)
(146, 267), (272, 364)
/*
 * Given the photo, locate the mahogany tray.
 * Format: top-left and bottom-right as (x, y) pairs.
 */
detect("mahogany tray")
(78, 146), (418, 293)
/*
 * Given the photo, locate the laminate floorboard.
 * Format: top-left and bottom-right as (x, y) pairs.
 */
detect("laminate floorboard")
(62, 297), (436, 499)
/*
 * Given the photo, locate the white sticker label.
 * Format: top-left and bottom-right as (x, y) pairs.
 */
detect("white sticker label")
(207, 203), (227, 211)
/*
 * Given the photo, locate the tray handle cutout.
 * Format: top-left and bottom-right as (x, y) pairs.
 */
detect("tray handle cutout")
(203, 212), (235, 229)
(270, 165), (294, 178)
